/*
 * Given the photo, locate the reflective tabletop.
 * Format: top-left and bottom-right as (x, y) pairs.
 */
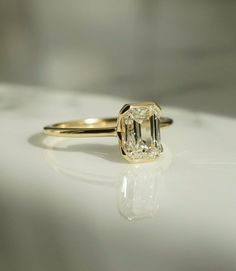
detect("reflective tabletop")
(1, 84), (236, 271)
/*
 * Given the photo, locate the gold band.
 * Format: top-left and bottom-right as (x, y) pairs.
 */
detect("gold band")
(44, 117), (173, 138)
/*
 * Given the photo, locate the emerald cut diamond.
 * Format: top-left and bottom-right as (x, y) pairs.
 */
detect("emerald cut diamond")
(117, 102), (162, 162)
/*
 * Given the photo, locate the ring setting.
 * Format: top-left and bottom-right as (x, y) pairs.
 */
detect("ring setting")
(44, 101), (173, 163)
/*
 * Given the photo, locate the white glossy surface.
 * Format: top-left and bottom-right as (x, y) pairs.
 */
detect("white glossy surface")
(1, 84), (236, 271)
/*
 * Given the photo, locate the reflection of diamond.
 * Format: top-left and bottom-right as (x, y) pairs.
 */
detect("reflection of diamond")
(120, 103), (162, 161)
(118, 166), (160, 220)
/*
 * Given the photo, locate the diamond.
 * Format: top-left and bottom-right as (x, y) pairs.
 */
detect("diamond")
(117, 102), (162, 162)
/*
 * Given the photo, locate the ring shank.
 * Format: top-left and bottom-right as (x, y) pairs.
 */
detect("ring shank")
(44, 117), (173, 137)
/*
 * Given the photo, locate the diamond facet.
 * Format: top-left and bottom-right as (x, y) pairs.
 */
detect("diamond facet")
(117, 102), (162, 162)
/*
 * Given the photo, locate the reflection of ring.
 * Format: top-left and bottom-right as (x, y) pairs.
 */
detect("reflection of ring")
(43, 137), (172, 221)
(44, 101), (173, 163)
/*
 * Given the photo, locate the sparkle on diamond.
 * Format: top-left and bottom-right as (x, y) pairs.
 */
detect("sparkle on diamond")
(121, 104), (162, 161)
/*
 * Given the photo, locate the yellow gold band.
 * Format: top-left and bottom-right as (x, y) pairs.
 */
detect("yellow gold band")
(44, 117), (173, 138)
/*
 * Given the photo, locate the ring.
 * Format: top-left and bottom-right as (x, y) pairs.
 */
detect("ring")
(44, 101), (173, 163)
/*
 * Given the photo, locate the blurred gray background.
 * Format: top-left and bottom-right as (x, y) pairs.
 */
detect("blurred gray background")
(0, 0), (236, 117)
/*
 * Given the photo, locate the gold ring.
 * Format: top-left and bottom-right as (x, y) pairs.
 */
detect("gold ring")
(44, 101), (173, 163)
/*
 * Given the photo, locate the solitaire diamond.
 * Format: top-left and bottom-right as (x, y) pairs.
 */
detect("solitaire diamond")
(117, 102), (162, 162)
